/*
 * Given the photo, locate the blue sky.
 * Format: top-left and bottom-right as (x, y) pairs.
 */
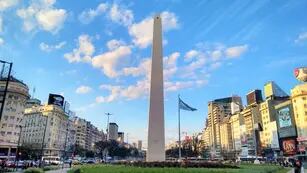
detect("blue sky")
(0, 0), (307, 148)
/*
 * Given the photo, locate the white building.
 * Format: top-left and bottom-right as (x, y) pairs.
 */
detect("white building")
(21, 104), (68, 157)
(0, 77), (29, 159)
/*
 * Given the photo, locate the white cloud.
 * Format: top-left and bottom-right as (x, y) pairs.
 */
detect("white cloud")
(108, 3), (133, 26)
(106, 39), (125, 50)
(122, 58), (151, 77)
(295, 32), (307, 43)
(64, 34), (95, 63)
(128, 11), (179, 48)
(0, 0), (19, 11)
(184, 50), (200, 61)
(211, 50), (222, 61)
(225, 44), (248, 58)
(40, 41), (66, 52)
(92, 45), (131, 78)
(16, 0), (67, 33)
(0, 37), (4, 45)
(76, 85), (92, 94)
(79, 3), (108, 24)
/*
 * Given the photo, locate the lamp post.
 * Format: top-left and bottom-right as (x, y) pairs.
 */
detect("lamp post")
(104, 113), (112, 162)
(14, 125), (22, 170)
(40, 115), (48, 168)
(105, 113), (112, 141)
(0, 60), (12, 122)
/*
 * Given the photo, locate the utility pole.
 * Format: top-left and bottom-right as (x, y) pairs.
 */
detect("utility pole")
(0, 60), (12, 122)
(40, 115), (48, 168)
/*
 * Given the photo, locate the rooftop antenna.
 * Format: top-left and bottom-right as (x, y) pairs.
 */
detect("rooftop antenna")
(32, 87), (36, 99)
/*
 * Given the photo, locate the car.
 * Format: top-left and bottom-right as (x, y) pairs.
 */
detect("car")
(17, 160), (25, 168)
(87, 159), (95, 164)
(5, 161), (16, 168)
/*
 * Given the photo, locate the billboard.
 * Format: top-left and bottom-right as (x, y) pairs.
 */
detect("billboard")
(278, 107), (292, 128)
(276, 104), (297, 138)
(281, 139), (296, 156)
(48, 94), (64, 107)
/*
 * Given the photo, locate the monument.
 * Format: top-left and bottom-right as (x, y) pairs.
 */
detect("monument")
(147, 14), (165, 162)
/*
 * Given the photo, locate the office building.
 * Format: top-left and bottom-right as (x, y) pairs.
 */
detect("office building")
(138, 140), (142, 150)
(117, 132), (124, 143)
(22, 104), (68, 157)
(205, 96), (242, 159)
(291, 83), (307, 153)
(0, 77), (30, 159)
(109, 123), (118, 140)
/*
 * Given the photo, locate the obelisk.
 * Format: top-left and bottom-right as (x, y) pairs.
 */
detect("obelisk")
(147, 14), (165, 162)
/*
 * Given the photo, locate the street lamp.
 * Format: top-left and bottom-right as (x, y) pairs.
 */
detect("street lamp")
(40, 115), (49, 168)
(105, 113), (112, 141)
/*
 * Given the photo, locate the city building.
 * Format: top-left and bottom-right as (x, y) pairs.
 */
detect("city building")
(229, 112), (243, 156)
(117, 132), (124, 143)
(219, 116), (233, 159)
(0, 77), (30, 159)
(21, 104), (68, 157)
(205, 96), (242, 159)
(259, 82), (289, 157)
(275, 100), (297, 156)
(109, 123), (118, 140)
(73, 117), (87, 149)
(138, 140), (142, 150)
(291, 83), (307, 154)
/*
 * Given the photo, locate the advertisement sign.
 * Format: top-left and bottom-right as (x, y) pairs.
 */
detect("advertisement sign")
(48, 94), (64, 107)
(282, 139), (296, 156)
(278, 107), (292, 128)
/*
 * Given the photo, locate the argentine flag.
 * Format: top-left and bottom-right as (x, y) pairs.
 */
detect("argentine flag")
(179, 98), (197, 111)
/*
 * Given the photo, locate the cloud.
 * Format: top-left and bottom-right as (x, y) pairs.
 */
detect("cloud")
(106, 39), (125, 50)
(295, 32), (307, 43)
(16, 0), (67, 33)
(92, 44), (132, 78)
(0, 0), (19, 11)
(225, 44), (248, 58)
(128, 11), (179, 48)
(64, 34), (95, 63)
(78, 3), (108, 24)
(184, 50), (200, 61)
(40, 41), (66, 52)
(0, 37), (4, 45)
(76, 85), (92, 94)
(108, 3), (133, 26)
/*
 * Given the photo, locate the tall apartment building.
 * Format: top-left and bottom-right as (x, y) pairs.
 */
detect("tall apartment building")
(259, 82), (289, 155)
(0, 77), (30, 159)
(22, 104), (68, 157)
(109, 123), (118, 140)
(117, 132), (124, 143)
(291, 83), (307, 153)
(138, 140), (142, 150)
(205, 96), (242, 159)
(229, 112), (243, 156)
(219, 116), (233, 158)
(72, 117), (104, 151)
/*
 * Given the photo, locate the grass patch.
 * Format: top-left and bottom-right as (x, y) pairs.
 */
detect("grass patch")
(68, 164), (290, 173)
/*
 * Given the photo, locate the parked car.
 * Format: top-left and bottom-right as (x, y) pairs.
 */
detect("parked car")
(5, 161), (15, 168)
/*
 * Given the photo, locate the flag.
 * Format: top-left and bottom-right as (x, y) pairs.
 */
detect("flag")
(179, 98), (197, 111)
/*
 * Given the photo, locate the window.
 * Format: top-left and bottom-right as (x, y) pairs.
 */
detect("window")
(303, 97), (306, 100)
(1, 124), (7, 128)
(10, 116), (15, 120)
(7, 132), (12, 135)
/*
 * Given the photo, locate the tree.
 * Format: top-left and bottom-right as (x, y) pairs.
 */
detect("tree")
(94, 141), (109, 159)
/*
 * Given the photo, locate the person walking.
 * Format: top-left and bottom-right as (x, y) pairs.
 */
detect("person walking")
(294, 159), (302, 173)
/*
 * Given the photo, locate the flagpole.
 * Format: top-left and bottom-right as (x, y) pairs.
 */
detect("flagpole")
(178, 94), (181, 161)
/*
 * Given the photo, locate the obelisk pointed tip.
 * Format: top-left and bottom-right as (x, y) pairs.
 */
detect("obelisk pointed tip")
(154, 14), (161, 20)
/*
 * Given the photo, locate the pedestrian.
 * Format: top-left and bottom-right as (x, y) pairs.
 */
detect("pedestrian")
(294, 159), (302, 173)
(69, 160), (72, 168)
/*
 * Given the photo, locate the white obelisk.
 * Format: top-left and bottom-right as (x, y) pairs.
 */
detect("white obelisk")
(147, 14), (165, 162)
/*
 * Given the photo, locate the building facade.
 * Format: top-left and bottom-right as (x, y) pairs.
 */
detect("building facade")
(109, 123), (118, 141)
(0, 77), (30, 159)
(291, 83), (307, 154)
(22, 104), (68, 157)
